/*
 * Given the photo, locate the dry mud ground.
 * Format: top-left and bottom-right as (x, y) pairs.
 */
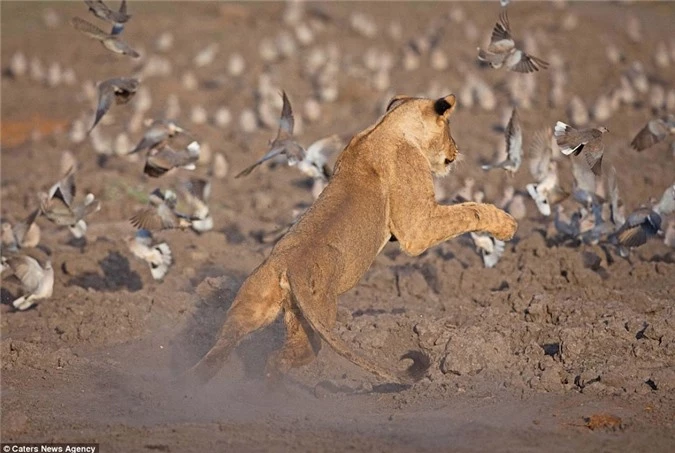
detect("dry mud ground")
(1, 1), (674, 452)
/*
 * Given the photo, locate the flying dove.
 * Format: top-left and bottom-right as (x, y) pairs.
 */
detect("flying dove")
(477, 10), (549, 73)
(129, 189), (192, 231)
(89, 77), (139, 132)
(71, 16), (139, 58)
(84, 0), (130, 25)
(179, 178), (213, 233)
(4, 256), (54, 311)
(554, 121), (608, 176)
(1, 210), (41, 252)
(235, 91), (305, 178)
(38, 167), (101, 238)
(127, 229), (173, 281)
(470, 232), (506, 268)
(130, 119), (190, 154)
(143, 141), (200, 178)
(482, 107), (522, 173)
(630, 115), (675, 152)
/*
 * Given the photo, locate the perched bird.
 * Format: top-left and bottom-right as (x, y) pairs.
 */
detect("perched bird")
(130, 119), (190, 154)
(179, 178), (213, 233)
(554, 121), (608, 176)
(235, 91), (305, 178)
(477, 10), (549, 73)
(143, 141), (201, 178)
(470, 232), (506, 268)
(129, 189), (192, 231)
(1, 210), (41, 252)
(127, 229), (173, 281)
(630, 115), (675, 151)
(38, 168), (101, 238)
(89, 77), (140, 132)
(71, 17), (139, 58)
(482, 107), (522, 173)
(4, 256), (54, 311)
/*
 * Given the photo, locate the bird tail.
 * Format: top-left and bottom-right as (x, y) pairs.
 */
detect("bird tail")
(69, 219), (88, 239)
(191, 215), (214, 233)
(553, 121), (581, 156)
(186, 141), (201, 158)
(13, 295), (35, 311)
(150, 242), (172, 280)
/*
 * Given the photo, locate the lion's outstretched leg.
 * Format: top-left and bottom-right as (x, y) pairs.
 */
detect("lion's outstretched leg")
(392, 201), (517, 256)
(265, 307), (322, 383)
(187, 265), (285, 384)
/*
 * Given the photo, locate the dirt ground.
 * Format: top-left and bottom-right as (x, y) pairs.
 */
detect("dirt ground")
(1, 1), (674, 452)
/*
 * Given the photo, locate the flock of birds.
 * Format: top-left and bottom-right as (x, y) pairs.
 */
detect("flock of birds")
(1, 1), (674, 311)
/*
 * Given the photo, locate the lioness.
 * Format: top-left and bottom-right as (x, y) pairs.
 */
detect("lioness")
(190, 94), (517, 385)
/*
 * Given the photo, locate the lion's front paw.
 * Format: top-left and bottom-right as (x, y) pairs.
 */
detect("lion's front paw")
(489, 209), (518, 241)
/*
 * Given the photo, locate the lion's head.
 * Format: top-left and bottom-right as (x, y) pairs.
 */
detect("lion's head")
(384, 94), (459, 177)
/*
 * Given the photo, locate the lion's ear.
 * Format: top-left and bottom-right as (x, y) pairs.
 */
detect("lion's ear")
(386, 95), (410, 112)
(434, 94), (457, 117)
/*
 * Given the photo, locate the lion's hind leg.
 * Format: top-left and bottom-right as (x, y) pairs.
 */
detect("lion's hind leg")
(187, 265), (285, 385)
(265, 307), (322, 383)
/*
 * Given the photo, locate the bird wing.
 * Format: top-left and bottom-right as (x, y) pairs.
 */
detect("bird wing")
(71, 16), (110, 40)
(182, 178), (211, 203)
(571, 157), (597, 196)
(616, 223), (648, 248)
(12, 209), (40, 244)
(130, 127), (167, 154)
(49, 167), (77, 207)
(630, 119), (667, 151)
(276, 91), (295, 141)
(510, 52), (549, 73)
(581, 133), (605, 177)
(607, 165), (624, 226)
(90, 82), (115, 132)
(654, 184), (675, 216)
(529, 128), (552, 182)
(526, 183), (552, 216)
(112, 77), (140, 94)
(234, 146), (286, 178)
(144, 147), (182, 177)
(504, 108), (522, 168)
(303, 134), (344, 179)
(130, 206), (177, 231)
(488, 10), (515, 53)
(111, 38), (140, 58)
(8, 256), (43, 293)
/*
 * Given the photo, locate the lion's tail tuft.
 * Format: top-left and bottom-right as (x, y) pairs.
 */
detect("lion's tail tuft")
(398, 350), (432, 383)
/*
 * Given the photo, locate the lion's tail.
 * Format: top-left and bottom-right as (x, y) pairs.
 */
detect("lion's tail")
(287, 270), (431, 385)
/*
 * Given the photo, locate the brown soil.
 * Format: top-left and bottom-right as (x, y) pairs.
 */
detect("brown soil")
(2, 2), (674, 452)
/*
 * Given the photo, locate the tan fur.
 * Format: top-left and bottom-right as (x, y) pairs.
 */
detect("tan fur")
(188, 94), (517, 385)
